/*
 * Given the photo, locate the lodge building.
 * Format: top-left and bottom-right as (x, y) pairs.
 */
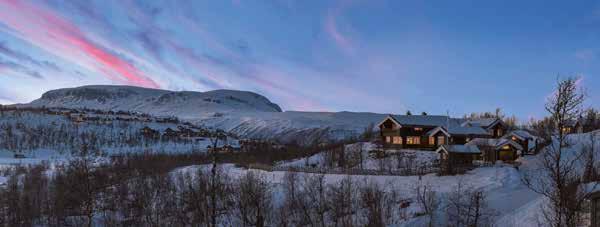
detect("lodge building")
(378, 114), (507, 150)
(377, 114), (542, 173)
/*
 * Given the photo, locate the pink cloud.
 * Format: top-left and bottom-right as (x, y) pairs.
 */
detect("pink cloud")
(324, 1), (357, 56)
(0, 0), (159, 88)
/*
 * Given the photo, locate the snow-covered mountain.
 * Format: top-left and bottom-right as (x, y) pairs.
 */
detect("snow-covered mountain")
(29, 85), (282, 116)
(21, 85), (386, 143)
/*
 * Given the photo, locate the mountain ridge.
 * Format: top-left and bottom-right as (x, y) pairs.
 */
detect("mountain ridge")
(19, 85), (387, 143)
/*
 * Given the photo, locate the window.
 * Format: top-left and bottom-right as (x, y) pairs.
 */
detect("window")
(385, 136), (392, 143)
(502, 145), (510, 150)
(393, 136), (403, 144)
(496, 128), (503, 136)
(414, 127), (423, 131)
(429, 137), (435, 145)
(437, 136), (445, 145)
(407, 136), (421, 145)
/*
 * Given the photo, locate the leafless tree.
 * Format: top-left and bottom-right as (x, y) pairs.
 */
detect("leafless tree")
(359, 180), (394, 227)
(414, 181), (439, 227)
(234, 172), (272, 227)
(523, 76), (594, 227)
(280, 171), (301, 226)
(328, 176), (357, 227)
(300, 174), (329, 227)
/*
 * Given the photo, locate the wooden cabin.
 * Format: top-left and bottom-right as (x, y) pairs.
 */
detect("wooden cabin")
(590, 190), (600, 227)
(467, 138), (523, 163)
(436, 145), (481, 174)
(504, 130), (538, 155)
(140, 126), (160, 139)
(561, 119), (583, 134)
(378, 115), (497, 150)
(461, 118), (508, 138)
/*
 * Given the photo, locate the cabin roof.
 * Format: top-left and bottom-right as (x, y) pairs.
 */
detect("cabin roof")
(507, 130), (536, 140)
(460, 118), (505, 129)
(425, 126), (451, 137)
(437, 144), (481, 154)
(466, 138), (524, 150)
(381, 115), (490, 136)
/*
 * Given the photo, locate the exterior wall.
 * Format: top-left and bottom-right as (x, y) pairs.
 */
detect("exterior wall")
(510, 136), (529, 155)
(489, 123), (506, 138)
(440, 152), (480, 174)
(497, 145), (518, 162)
(592, 194), (600, 227)
(380, 121), (447, 150)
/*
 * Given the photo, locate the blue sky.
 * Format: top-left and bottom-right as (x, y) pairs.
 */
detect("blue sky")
(0, 0), (598, 120)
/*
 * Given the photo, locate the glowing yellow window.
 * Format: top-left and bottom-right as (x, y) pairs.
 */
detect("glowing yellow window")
(407, 136), (421, 145)
(393, 136), (403, 144)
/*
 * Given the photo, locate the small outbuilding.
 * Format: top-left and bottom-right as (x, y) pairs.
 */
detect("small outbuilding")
(467, 138), (523, 163)
(436, 144), (481, 174)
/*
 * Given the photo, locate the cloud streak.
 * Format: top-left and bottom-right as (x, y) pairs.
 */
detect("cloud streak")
(324, 1), (357, 56)
(0, 0), (159, 88)
(0, 57), (44, 79)
(0, 42), (61, 71)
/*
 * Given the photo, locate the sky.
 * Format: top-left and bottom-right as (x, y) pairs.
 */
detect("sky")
(0, 0), (599, 120)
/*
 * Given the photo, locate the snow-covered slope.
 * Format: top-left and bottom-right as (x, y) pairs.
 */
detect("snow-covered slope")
(20, 85), (386, 143)
(28, 85), (282, 117)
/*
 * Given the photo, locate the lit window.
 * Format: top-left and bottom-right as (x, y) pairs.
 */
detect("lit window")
(407, 136), (421, 145)
(437, 136), (445, 145)
(502, 145), (510, 149)
(386, 136), (391, 143)
(429, 137), (435, 145)
(414, 127), (423, 131)
(393, 136), (403, 144)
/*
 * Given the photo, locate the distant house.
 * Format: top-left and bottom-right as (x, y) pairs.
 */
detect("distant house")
(503, 130), (539, 154)
(140, 126), (160, 139)
(162, 128), (179, 139)
(466, 138), (523, 163)
(436, 144), (481, 174)
(378, 115), (506, 150)
(562, 119), (583, 134)
(461, 118), (508, 138)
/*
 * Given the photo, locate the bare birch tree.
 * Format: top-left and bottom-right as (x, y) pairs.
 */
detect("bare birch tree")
(523, 76), (595, 227)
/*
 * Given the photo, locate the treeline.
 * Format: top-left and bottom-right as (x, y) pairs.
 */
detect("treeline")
(0, 110), (201, 155)
(0, 154), (496, 227)
(529, 107), (600, 140)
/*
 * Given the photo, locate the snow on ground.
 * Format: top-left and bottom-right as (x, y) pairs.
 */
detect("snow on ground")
(176, 131), (600, 226)
(178, 162), (532, 226)
(277, 142), (439, 171)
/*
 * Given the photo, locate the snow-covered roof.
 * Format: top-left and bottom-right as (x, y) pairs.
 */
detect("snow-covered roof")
(425, 126), (451, 137)
(467, 138), (523, 151)
(437, 144), (481, 154)
(447, 119), (490, 135)
(382, 115), (490, 136)
(507, 130), (536, 141)
(461, 118), (503, 129)
(390, 115), (451, 127)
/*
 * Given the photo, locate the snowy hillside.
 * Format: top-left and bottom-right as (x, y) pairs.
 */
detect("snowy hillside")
(20, 85), (387, 143)
(27, 85), (282, 116)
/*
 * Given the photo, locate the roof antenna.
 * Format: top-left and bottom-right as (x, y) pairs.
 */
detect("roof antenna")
(446, 110), (450, 131)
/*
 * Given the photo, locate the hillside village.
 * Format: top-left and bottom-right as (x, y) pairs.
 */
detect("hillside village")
(0, 79), (598, 227)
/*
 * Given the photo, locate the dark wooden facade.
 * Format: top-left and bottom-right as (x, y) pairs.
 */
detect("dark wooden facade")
(437, 147), (481, 174)
(478, 143), (519, 163)
(591, 191), (600, 227)
(487, 121), (506, 138)
(379, 119), (449, 150)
